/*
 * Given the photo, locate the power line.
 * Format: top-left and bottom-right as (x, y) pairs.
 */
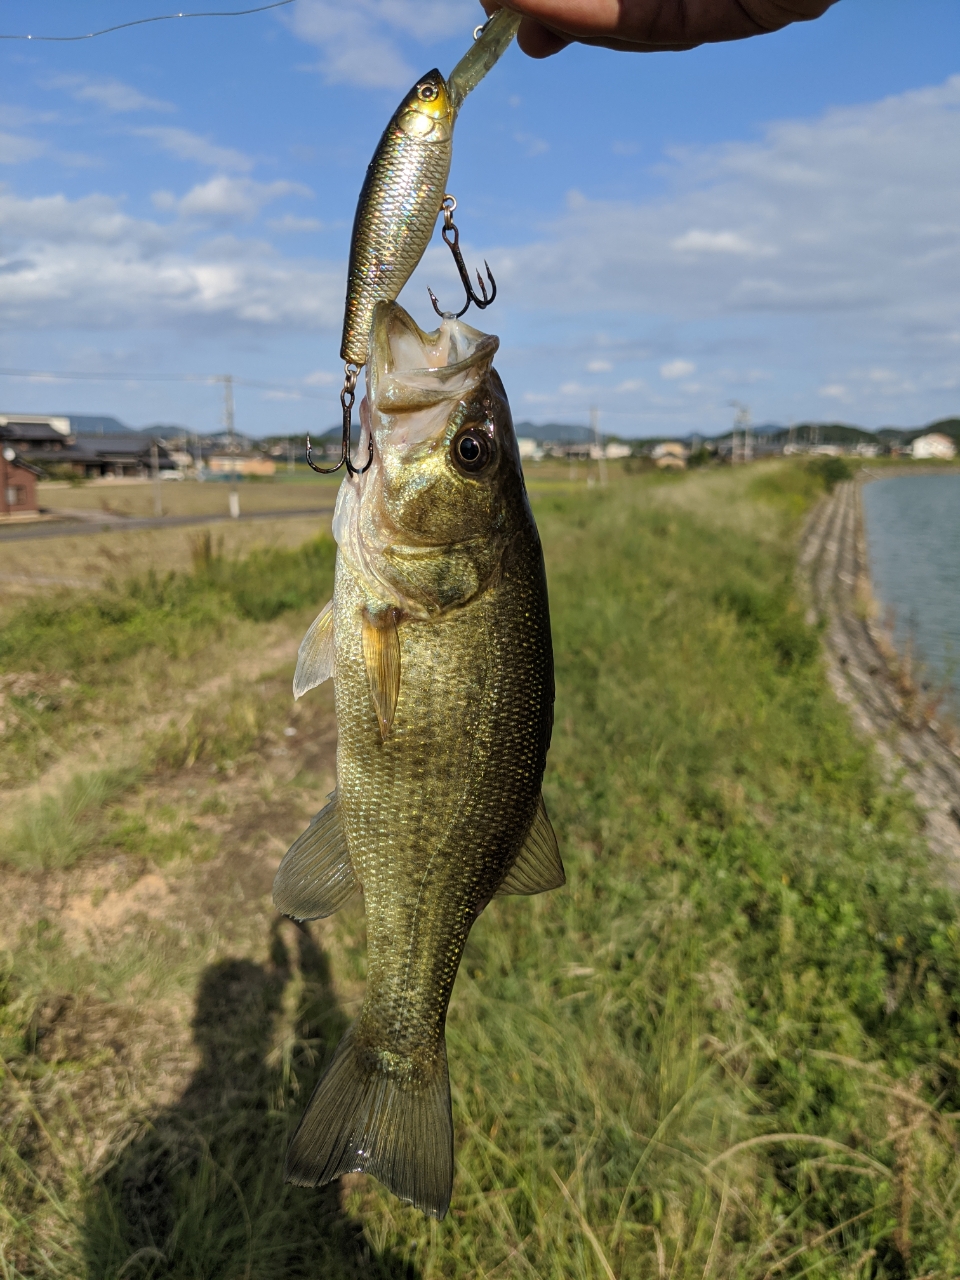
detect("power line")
(0, 1), (296, 43)
(0, 365), (330, 400)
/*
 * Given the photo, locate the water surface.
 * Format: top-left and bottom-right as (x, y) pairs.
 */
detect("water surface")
(861, 473), (960, 699)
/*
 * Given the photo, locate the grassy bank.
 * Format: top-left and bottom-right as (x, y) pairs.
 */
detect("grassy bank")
(1, 464), (958, 1277)
(0, 532), (336, 791)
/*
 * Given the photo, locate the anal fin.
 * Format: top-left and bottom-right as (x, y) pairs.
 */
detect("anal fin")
(496, 793), (565, 896)
(273, 791), (358, 921)
(361, 608), (402, 739)
(294, 600), (334, 700)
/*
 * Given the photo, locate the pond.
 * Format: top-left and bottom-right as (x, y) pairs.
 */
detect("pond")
(861, 472), (960, 701)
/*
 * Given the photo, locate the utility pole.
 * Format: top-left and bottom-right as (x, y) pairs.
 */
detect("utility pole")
(591, 406), (608, 486)
(287, 436), (294, 473)
(218, 374), (240, 518)
(150, 438), (162, 517)
(1, 445), (11, 516)
(729, 401), (751, 464)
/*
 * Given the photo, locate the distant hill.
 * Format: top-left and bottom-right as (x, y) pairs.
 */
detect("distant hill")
(138, 423), (196, 439)
(769, 422), (879, 445)
(916, 417), (960, 441)
(513, 421), (594, 444)
(68, 414), (135, 436)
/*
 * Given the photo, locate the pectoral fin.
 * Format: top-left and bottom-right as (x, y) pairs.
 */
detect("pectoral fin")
(496, 794), (565, 895)
(273, 791), (358, 921)
(294, 600), (334, 700)
(361, 609), (402, 739)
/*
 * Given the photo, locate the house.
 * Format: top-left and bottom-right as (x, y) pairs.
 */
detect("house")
(59, 435), (174, 478)
(651, 441), (688, 470)
(1, 445), (42, 517)
(206, 455), (276, 477)
(911, 432), (957, 461)
(0, 416), (173, 477)
(0, 414), (73, 464)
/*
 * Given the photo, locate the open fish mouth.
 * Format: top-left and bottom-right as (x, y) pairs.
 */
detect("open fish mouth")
(366, 301), (500, 449)
(333, 299), (518, 619)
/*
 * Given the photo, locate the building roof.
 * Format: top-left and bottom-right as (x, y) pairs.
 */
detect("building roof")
(58, 436), (173, 465)
(0, 421), (70, 444)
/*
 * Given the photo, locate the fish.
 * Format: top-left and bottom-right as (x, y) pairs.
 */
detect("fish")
(274, 299), (562, 1218)
(340, 8), (521, 366)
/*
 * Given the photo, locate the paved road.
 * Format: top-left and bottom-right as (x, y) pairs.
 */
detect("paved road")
(0, 505), (336, 543)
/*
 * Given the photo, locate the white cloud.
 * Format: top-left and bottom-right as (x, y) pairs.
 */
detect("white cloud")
(515, 133), (549, 158)
(134, 127), (252, 173)
(661, 359), (696, 380)
(53, 77), (174, 114)
(287, 0), (476, 89)
(587, 359), (613, 373)
(494, 75), (960, 333)
(670, 229), (772, 257)
(0, 133), (46, 164)
(269, 214), (324, 233)
(174, 176), (312, 221)
(0, 190), (340, 331)
(559, 381), (583, 395)
(464, 73), (960, 426)
(615, 379), (647, 393)
(304, 369), (336, 385)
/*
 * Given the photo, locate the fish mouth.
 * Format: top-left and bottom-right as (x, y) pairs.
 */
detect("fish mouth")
(369, 301), (499, 419)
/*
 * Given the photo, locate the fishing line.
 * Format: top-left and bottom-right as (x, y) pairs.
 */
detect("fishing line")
(0, 0), (296, 43)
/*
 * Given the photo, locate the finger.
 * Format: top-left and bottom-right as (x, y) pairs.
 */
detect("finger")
(495, 0), (621, 38)
(517, 17), (572, 57)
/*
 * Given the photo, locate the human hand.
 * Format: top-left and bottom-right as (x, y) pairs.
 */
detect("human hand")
(481, 0), (837, 57)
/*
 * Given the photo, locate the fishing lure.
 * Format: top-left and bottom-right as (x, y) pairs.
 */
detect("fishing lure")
(307, 8), (521, 477)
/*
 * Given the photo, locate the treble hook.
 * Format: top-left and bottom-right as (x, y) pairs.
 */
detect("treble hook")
(305, 362), (373, 477)
(428, 195), (497, 319)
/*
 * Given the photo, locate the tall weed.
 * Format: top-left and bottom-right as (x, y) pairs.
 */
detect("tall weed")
(0, 534), (336, 676)
(3, 770), (138, 871)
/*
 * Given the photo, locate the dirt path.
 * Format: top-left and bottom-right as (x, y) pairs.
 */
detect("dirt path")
(799, 479), (960, 878)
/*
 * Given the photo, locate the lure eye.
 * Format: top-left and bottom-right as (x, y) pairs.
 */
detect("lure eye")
(417, 82), (438, 101)
(451, 428), (494, 476)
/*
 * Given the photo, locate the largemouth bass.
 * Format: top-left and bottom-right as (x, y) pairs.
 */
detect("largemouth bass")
(340, 8), (521, 366)
(274, 300), (561, 1218)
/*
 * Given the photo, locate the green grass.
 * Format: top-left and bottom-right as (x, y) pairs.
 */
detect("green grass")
(1, 463), (959, 1277)
(0, 532), (336, 676)
(3, 769), (140, 871)
(0, 532), (336, 787)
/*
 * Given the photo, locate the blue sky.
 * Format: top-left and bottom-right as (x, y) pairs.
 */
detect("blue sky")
(0, 0), (959, 438)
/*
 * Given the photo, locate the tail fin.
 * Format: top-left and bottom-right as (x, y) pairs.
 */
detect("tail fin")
(285, 1024), (453, 1219)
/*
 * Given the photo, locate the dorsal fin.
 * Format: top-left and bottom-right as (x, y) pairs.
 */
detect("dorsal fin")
(273, 792), (358, 921)
(496, 794), (565, 896)
(294, 601), (334, 700)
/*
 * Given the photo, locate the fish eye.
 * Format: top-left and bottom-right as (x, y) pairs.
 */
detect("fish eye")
(451, 427), (494, 476)
(417, 82), (438, 101)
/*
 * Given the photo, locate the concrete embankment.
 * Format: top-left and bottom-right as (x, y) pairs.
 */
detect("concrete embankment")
(800, 478), (960, 875)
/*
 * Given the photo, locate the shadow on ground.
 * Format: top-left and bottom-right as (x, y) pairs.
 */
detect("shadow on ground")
(83, 921), (417, 1279)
